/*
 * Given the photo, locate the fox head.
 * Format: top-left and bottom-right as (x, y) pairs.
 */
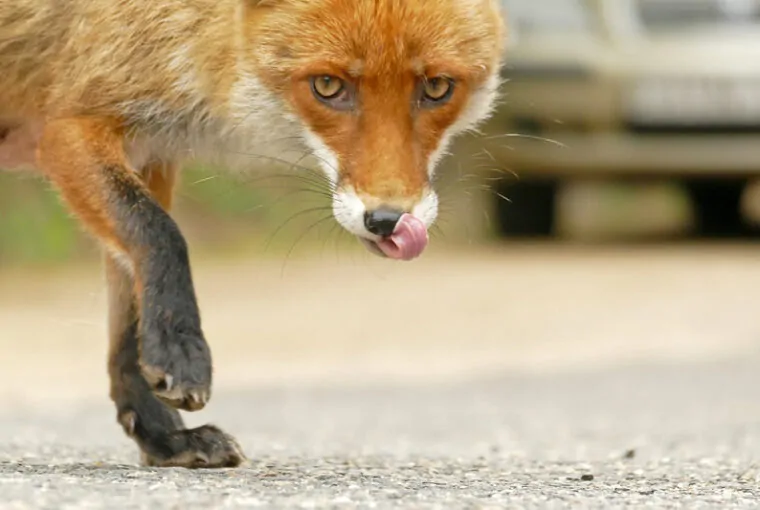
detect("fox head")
(239, 0), (505, 259)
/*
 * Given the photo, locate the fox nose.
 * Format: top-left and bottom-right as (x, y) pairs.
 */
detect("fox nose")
(364, 208), (403, 237)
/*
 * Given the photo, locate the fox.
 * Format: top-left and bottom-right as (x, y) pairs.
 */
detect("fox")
(0, 0), (506, 468)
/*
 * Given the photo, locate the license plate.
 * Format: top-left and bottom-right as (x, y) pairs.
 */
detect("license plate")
(626, 77), (760, 125)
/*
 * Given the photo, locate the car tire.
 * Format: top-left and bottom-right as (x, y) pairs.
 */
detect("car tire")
(494, 179), (557, 238)
(684, 178), (758, 239)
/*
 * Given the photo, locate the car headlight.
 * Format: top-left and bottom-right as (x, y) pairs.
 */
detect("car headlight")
(501, 0), (595, 41)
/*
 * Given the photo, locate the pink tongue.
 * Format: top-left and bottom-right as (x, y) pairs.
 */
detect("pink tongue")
(376, 214), (429, 261)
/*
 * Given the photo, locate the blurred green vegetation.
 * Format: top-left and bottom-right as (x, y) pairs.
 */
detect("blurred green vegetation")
(173, 163), (352, 257)
(0, 163), (359, 268)
(0, 172), (86, 265)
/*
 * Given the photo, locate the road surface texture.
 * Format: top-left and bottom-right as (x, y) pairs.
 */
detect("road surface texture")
(1, 244), (760, 508)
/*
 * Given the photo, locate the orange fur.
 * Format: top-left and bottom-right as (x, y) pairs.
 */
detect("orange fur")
(35, 117), (130, 253)
(144, 161), (179, 211)
(252, 0), (505, 204)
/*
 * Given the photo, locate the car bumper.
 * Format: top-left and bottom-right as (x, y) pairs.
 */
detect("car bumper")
(481, 130), (760, 178)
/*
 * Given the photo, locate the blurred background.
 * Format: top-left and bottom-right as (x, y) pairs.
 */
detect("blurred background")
(2, 0), (760, 407)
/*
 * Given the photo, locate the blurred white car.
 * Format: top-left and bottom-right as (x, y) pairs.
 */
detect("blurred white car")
(485, 0), (760, 237)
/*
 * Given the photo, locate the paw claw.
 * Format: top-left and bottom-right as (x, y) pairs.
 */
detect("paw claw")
(139, 332), (212, 412)
(164, 374), (174, 392)
(119, 411), (137, 437)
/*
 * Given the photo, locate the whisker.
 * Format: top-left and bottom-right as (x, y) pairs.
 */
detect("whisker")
(335, 225), (352, 266)
(263, 205), (335, 253)
(494, 190), (511, 204)
(484, 132), (566, 149)
(178, 177), (330, 217)
(468, 164), (520, 180)
(189, 175), (221, 186)
(244, 187), (332, 213)
(236, 171), (333, 191)
(321, 220), (343, 261)
(280, 214), (336, 278)
(477, 147), (497, 163)
(430, 222), (446, 241)
(226, 150), (335, 186)
(481, 206), (493, 232)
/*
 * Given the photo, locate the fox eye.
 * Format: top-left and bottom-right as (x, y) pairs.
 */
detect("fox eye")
(310, 75), (353, 110)
(421, 77), (454, 105)
(311, 75), (345, 99)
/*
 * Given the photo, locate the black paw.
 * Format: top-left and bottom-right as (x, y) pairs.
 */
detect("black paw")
(139, 326), (212, 412)
(139, 424), (247, 469)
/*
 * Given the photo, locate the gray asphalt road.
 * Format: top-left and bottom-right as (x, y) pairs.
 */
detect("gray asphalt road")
(3, 359), (760, 509)
(2, 246), (760, 508)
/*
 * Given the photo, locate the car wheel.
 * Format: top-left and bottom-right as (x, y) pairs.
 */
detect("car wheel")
(494, 179), (558, 238)
(684, 178), (757, 239)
